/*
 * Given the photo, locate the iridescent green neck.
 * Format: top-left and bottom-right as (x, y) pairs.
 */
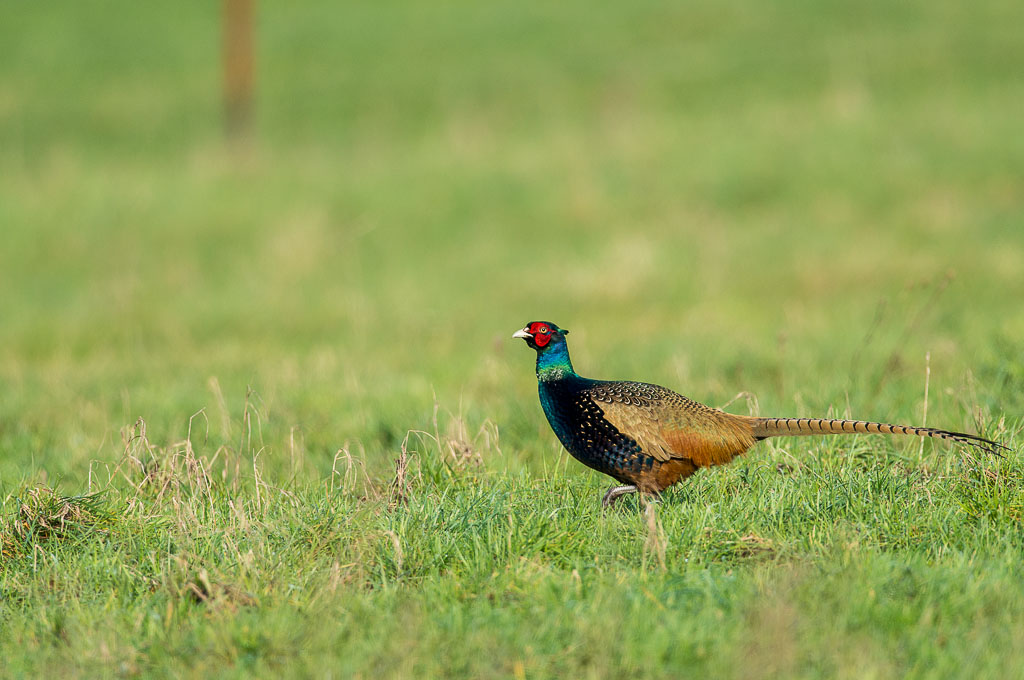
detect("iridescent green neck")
(536, 342), (576, 381)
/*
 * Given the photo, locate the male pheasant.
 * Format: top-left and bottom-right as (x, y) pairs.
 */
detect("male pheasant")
(513, 321), (1005, 507)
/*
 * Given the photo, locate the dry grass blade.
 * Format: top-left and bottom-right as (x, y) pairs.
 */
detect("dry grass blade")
(643, 498), (667, 571)
(389, 446), (411, 508)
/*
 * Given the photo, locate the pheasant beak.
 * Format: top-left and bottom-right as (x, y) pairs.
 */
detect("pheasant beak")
(512, 327), (533, 340)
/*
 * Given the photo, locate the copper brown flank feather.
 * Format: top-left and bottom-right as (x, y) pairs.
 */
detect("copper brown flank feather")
(513, 321), (1008, 507)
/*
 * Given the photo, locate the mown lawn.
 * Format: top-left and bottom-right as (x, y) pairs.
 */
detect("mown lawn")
(1, 1), (1022, 677)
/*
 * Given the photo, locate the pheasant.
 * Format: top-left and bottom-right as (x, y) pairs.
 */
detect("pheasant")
(513, 321), (1006, 507)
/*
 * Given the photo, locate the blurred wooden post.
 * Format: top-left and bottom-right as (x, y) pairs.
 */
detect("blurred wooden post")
(223, 0), (254, 141)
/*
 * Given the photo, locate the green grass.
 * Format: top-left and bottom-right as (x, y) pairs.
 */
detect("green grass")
(1, 0), (1023, 677)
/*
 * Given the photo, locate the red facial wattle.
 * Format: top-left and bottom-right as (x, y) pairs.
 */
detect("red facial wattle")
(529, 322), (552, 347)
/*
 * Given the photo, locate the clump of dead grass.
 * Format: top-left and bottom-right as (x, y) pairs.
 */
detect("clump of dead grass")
(183, 567), (259, 614)
(0, 485), (113, 561)
(701, 527), (778, 562)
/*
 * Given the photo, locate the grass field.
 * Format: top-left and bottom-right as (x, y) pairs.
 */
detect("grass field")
(2, 1), (1023, 677)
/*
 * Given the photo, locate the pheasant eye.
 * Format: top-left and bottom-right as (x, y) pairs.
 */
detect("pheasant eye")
(538, 326), (549, 334)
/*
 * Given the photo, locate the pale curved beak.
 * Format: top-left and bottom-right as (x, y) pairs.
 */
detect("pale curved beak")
(512, 328), (533, 340)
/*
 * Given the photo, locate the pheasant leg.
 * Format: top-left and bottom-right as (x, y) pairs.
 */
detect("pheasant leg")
(601, 484), (638, 508)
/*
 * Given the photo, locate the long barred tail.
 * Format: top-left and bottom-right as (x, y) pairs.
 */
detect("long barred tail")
(746, 416), (1008, 455)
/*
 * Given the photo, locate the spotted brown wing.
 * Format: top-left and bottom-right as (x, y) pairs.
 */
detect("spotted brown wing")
(586, 381), (757, 468)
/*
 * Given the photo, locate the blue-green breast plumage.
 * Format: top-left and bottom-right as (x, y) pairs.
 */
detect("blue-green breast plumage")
(538, 377), (657, 482)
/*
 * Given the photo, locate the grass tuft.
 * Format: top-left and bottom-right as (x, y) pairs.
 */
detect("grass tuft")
(1, 486), (114, 561)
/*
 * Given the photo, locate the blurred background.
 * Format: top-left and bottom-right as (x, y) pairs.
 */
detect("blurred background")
(1, 0), (1021, 484)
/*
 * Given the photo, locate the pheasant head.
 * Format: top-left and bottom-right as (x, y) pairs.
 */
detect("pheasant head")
(513, 321), (575, 380)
